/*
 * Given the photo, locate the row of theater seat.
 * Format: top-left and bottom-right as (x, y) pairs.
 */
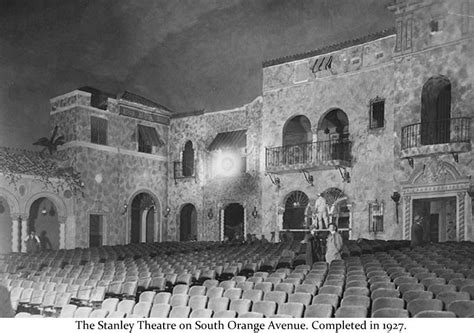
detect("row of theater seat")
(4, 240), (474, 318)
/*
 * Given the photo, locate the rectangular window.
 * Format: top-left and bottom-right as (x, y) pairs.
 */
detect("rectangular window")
(369, 201), (384, 232)
(137, 124), (162, 154)
(91, 116), (108, 145)
(89, 214), (103, 247)
(370, 99), (385, 129)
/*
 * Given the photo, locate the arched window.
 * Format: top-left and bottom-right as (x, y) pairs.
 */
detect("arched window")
(421, 76), (451, 145)
(283, 191), (309, 229)
(282, 115), (312, 146)
(182, 141), (195, 177)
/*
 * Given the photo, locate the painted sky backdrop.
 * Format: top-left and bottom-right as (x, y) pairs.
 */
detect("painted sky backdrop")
(0, 0), (394, 149)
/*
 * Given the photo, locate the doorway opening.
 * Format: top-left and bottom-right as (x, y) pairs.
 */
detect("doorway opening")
(180, 204), (197, 241)
(223, 203), (244, 241)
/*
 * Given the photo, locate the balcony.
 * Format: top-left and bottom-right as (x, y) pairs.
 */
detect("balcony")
(401, 117), (471, 159)
(265, 140), (352, 173)
(173, 161), (196, 183)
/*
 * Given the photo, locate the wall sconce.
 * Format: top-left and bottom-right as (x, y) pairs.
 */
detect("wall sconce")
(391, 191), (401, 224)
(41, 208), (47, 216)
(121, 202), (128, 215)
(164, 207), (171, 217)
(208, 208), (214, 219)
(252, 206), (258, 218)
(301, 169), (313, 186)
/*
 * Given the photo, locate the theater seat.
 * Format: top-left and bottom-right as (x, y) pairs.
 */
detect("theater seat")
(278, 302), (304, 318)
(190, 309), (213, 318)
(447, 300), (474, 318)
(414, 310), (456, 318)
(304, 304), (333, 318)
(407, 299), (443, 316)
(169, 306), (191, 318)
(371, 308), (408, 318)
(252, 300), (277, 317)
(335, 306), (367, 318)
(213, 310), (237, 318)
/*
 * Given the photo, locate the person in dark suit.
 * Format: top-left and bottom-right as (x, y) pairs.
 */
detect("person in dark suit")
(0, 285), (14, 317)
(411, 215), (424, 247)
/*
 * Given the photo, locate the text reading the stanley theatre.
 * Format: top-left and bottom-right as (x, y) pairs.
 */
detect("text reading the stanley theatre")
(74, 319), (408, 333)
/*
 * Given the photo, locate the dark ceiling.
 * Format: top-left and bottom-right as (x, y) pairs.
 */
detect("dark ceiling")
(0, 0), (394, 149)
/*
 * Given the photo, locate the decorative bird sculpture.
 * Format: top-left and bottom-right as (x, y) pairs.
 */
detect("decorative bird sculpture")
(33, 125), (65, 156)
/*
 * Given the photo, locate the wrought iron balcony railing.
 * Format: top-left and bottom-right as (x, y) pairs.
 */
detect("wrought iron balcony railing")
(266, 139), (352, 169)
(401, 117), (471, 150)
(173, 161), (195, 180)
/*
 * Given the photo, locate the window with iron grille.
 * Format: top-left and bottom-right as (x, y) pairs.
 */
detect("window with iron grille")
(369, 98), (385, 129)
(90, 116), (108, 145)
(369, 200), (384, 232)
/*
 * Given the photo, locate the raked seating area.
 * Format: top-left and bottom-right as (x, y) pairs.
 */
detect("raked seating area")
(2, 240), (474, 318)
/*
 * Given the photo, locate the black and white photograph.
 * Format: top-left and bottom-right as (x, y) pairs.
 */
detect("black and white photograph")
(0, 0), (473, 325)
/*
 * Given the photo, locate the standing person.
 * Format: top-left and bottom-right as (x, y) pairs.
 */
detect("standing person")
(325, 223), (343, 264)
(24, 230), (41, 253)
(313, 194), (329, 229)
(302, 225), (322, 265)
(0, 285), (14, 317)
(411, 215), (424, 247)
(39, 230), (52, 251)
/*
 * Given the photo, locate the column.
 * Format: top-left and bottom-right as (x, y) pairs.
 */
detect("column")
(11, 218), (19, 252)
(59, 221), (66, 249)
(346, 203), (353, 240)
(20, 218), (28, 253)
(457, 192), (466, 241)
(243, 207), (247, 238)
(220, 208), (224, 241)
(276, 213), (283, 243)
(403, 195), (411, 240)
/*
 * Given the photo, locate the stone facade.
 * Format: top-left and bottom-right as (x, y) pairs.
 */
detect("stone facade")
(167, 98), (263, 241)
(1, 0), (472, 251)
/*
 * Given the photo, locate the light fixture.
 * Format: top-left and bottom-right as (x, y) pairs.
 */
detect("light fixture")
(164, 207), (171, 217)
(391, 191), (401, 224)
(121, 202), (128, 215)
(252, 206), (258, 218)
(208, 208), (214, 219)
(336, 166), (351, 183)
(41, 208), (47, 216)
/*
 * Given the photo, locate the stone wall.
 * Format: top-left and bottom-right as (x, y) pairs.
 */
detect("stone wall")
(261, 35), (400, 240)
(168, 98), (263, 241)
(50, 91), (170, 247)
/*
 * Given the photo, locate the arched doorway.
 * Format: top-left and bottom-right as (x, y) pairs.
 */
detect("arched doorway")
(282, 115), (313, 165)
(320, 187), (349, 231)
(282, 115), (312, 146)
(283, 191), (309, 229)
(223, 203), (244, 241)
(317, 109), (350, 160)
(182, 141), (195, 177)
(180, 204), (197, 241)
(421, 76), (451, 145)
(0, 196), (12, 253)
(28, 197), (60, 250)
(130, 192), (156, 243)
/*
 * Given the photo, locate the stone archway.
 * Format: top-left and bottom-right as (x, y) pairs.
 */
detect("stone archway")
(24, 191), (68, 252)
(400, 156), (471, 241)
(129, 191), (158, 244)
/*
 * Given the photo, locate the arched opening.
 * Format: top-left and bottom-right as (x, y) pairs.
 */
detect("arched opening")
(317, 109), (350, 160)
(282, 115), (312, 146)
(28, 197), (60, 250)
(0, 197), (12, 253)
(421, 76), (451, 145)
(179, 203), (197, 241)
(223, 203), (244, 241)
(320, 187), (349, 239)
(283, 191), (309, 230)
(130, 192), (156, 243)
(317, 109), (349, 141)
(182, 141), (195, 177)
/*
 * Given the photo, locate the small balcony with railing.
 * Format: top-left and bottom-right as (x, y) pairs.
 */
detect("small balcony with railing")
(401, 117), (471, 159)
(173, 161), (196, 183)
(265, 139), (352, 173)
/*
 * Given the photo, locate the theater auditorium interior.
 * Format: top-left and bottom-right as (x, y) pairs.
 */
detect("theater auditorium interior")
(0, 0), (473, 319)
